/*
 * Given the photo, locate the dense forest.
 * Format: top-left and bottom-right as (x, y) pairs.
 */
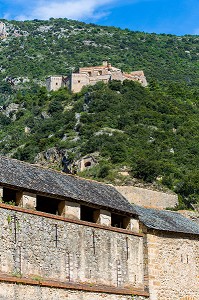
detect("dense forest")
(0, 18), (199, 209)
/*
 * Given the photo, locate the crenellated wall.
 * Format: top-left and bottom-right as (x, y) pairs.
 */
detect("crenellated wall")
(0, 205), (147, 299)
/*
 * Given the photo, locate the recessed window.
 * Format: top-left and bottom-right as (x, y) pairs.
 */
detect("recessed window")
(98, 71), (102, 76)
(36, 195), (63, 215)
(80, 205), (99, 223)
(78, 80), (81, 83)
(56, 82), (58, 85)
(88, 72), (92, 77)
(3, 187), (18, 205)
(111, 213), (130, 229)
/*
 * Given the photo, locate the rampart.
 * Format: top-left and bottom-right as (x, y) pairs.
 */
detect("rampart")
(0, 204), (148, 300)
(115, 186), (178, 209)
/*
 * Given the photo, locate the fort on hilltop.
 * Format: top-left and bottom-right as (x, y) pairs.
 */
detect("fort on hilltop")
(46, 61), (148, 93)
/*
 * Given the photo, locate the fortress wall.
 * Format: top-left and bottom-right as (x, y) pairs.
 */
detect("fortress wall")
(115, 186), (178, 209)
(46, 76), (63, 91)
(0, 206), (145, 291)
(71, 73), (89, 92)
(145, 231), (199, 300)
(0, 282), (147, 300)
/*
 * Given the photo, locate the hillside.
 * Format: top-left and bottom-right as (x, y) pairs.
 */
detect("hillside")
(0, 18), (199, 209)
(0, 18), (199, 92)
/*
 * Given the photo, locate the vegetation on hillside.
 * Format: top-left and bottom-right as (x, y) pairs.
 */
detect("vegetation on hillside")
(1, 80), (199, 209)
(0, 18), (199, 93)
(0, 18), (199, 209)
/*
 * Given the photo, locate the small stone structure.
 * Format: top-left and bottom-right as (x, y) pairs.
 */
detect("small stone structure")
(115, 186), (178, 209)
(46, 61), (148, 93)
(77, 155), (98, 172)
(0, 156), (198, 300)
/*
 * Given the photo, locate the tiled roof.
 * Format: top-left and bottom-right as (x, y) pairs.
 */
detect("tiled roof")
(133, 205), (199, 235)
(0, 156), (136, 215)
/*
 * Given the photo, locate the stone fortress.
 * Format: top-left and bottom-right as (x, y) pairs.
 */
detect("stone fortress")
(46, 61), (148, 93)
(0, 156), (198, 300)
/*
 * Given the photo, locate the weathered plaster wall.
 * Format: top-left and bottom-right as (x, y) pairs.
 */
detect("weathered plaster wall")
(0, 282), (146, 300)
(145, 230), (199, 300)
(0, 207), (144, 290)
(115, 186), (178, 209)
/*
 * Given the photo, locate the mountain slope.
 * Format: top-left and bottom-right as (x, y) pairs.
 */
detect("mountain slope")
(0, 18), (199, 91)
(0, 18), (199, 208)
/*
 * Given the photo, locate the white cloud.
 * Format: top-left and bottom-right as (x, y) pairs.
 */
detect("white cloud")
(15, 0), (120, 21)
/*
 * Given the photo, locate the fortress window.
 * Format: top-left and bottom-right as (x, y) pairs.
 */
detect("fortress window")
(78, 80), (81, 83)
(55, 82), (58, 85)
(88, 72), (92, 77)
(111, 213), (130, 229)
(2, 187), (18, 205)
(98, 71), (102, 76)
(36, 195), (63, 215)
(80, 205), (100, 223)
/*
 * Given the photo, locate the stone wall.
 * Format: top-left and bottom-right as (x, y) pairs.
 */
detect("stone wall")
(145, 230), (199, 300)
(46, 76), (65, 91)
(115, 186), (178, 209)
(0, 282), (147, 300)
(0, 206), (145, 295)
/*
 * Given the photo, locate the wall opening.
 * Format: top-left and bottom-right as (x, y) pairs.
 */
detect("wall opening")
(111, 213), (130, 229)
(84, 161), (91, 168)
(98, 70), (102, 76)
(2, 187), (18, 205)
(36, 195), (63, 215)
(80, 205), (99, 223)
(88, 72), (92, 77)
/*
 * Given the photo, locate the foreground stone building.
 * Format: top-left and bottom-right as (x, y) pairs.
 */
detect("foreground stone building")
(46, 61), (148, 93)
(0, 156), (198, 300)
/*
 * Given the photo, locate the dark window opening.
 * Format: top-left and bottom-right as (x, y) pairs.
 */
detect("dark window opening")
(3, 188), (18, 205)
(78, 80), (81, 83)
(80, 205), (99, 223)
(36, 195), (63, 215)
(98, 71), (102, 75)
(88, 72), (92, 77)
(111, 213), (130, 229)
(84, 161), (91, 168)
(56, 82), (58, 85)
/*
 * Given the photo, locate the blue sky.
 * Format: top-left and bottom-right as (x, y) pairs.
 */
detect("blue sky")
(0, 0), (199, 35)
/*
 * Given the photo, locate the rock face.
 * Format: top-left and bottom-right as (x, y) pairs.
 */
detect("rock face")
(34, 147), (65, 167)
(0, 22), (6, 38)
